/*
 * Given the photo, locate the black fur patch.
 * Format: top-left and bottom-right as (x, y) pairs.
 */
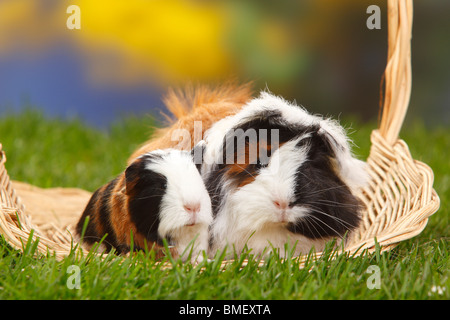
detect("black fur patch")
(125, 155), (167, 244)
(287, 132), (361, 239)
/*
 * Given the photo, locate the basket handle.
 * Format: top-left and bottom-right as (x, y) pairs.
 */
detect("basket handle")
(378, 0), (413, 145)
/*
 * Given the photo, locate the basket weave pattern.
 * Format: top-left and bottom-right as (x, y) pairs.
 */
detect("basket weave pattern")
(344, 130), (439, 255)
(0, 0), (441, 261)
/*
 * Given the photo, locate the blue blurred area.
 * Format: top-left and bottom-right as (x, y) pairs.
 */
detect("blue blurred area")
(0, 44), (164, 128)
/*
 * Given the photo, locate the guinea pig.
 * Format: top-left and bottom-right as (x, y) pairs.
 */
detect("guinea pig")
(201, 91), (369, 258)
(75, 145), (212, 262)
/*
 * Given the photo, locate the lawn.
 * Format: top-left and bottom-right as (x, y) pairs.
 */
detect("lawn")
(0, 109), (448, 301)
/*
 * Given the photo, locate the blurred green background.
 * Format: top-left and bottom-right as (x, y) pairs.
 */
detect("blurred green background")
(0, 0), (448, 128)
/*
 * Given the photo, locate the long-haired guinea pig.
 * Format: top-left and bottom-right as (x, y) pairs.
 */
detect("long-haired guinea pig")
(75, 145), (212, 262)
(201, 92), (369, 258)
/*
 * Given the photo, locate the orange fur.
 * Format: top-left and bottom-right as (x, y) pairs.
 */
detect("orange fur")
(109, 173), (129, 245)
(92, 184), (107, 238)
(109, 172), (159, 251)
(76, 171), (172, 258)
(224, 139), (277, 188)
(127, 82), (254, 164)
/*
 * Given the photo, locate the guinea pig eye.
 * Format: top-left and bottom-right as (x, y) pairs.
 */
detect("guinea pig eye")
(160, 180), (168, 190)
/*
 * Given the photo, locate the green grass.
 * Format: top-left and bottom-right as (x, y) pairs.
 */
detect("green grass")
(0, 109), (448, 300)
(0, 109), (157, 191)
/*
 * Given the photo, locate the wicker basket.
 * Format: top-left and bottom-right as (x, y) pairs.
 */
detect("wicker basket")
(0, 0), (440, 262)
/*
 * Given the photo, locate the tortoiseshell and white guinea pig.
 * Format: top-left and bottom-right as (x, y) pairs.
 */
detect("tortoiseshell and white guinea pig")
(75, 145), (212, 262)
(201, 92), (369, 258)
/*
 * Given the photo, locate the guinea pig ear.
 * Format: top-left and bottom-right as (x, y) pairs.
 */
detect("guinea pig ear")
(124, 158), (146, 196)
(317, 124), (369, 189)
(307, 129), (337, 159)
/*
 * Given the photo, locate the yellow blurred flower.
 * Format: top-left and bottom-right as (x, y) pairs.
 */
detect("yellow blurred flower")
(0, 0), (232, 84)
(0, 0), (60, 54)
(75, 0), (232, 83)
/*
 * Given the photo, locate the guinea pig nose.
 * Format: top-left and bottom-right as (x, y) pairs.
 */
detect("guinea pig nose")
(184, 203), (201, 214)
(273, 200), (288, 210)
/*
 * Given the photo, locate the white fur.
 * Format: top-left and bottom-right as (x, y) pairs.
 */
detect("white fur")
(144, 149), (212, 262)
